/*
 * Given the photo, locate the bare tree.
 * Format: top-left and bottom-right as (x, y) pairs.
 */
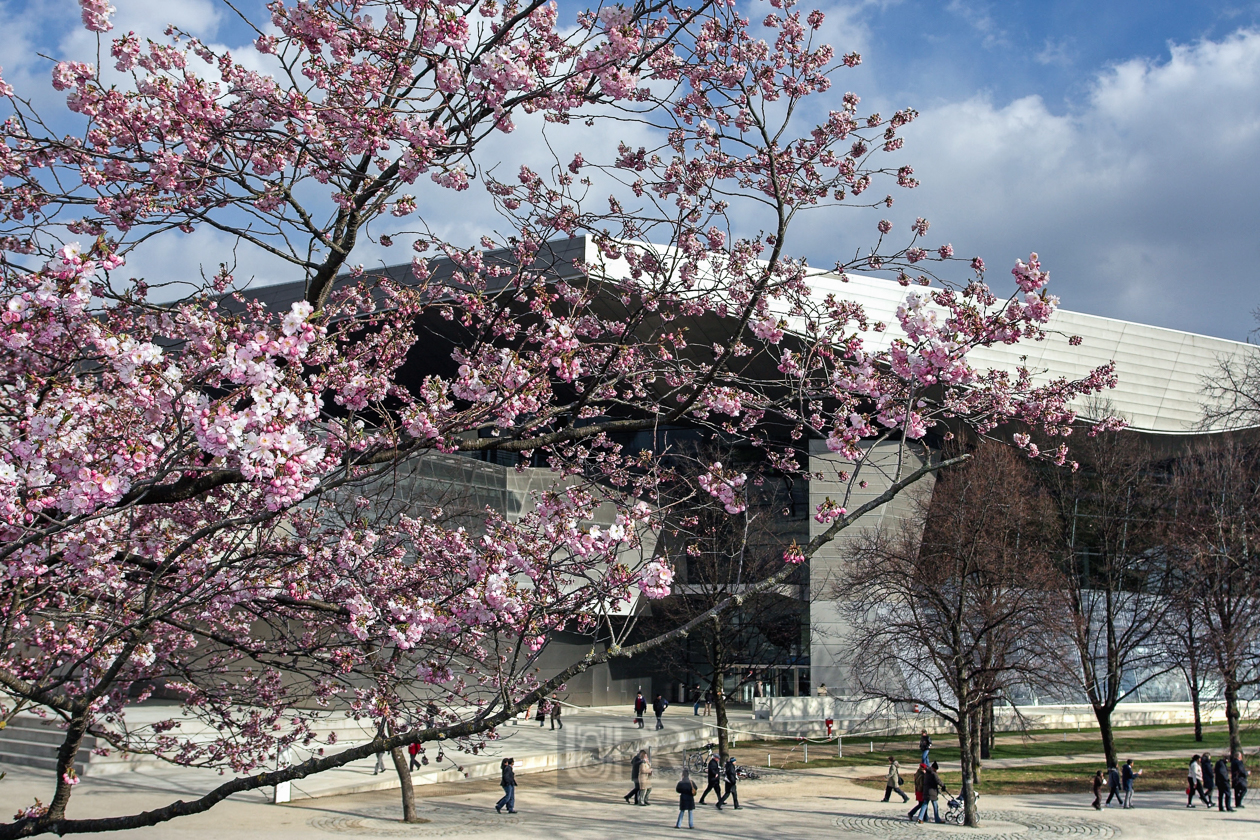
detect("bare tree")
(1038, 427), (1175, 768)
(1166, 597), (1214, 742)
(639, 447), (807, 760)
(843, 442), (1060, 827)
(1169, 437), (1260, 756)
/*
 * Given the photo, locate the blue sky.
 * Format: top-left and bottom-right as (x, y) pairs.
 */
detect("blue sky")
(863, 1), (1260, 110)
(797, 0), (1260, 341)
(3, 0), (1260, 340)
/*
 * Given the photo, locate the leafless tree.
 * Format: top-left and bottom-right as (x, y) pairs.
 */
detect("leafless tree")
(639, 447), (807, 759)
(1038, 427), (1175, 768)
(842, 442), (1061, 827)
(1168, 437), (1260, 756)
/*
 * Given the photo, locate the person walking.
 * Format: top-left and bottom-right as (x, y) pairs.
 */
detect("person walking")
(1104, 762), (1122, 807)
(916, 761), (947, 824)
(653, 693), (669, 730)
(1215, 754), (1234, 812)
(634, 692), (647, 729)
(717, 755), (741, 810)
(408, 742), (422, 772)
(1231, 751), (1249, 808)
(625, 750), (644, 805)
(1201, 752), (1215, 804)
(1188, 755), (1205, 807)
(883, 756), (910, 803)
(1091, 770), (1104, 810)
(692, 685), (703, 716)
(536, 698), (548, 727)
(495, 758), (517, 814)
(639, 750), (654, 805)
(703, 687), (713, 716)
(699, 752), (722, 805)
(550, 695), (563, 730)
(919, 731), (933, 764)
(675, 768), (698, 829)
(908, 762), (927, 821)
(1121, 759), (1141, 808)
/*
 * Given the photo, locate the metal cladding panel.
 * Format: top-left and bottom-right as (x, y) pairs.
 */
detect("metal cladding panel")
(226, 236), (1258, 434)
(788, 269), (1259, 435)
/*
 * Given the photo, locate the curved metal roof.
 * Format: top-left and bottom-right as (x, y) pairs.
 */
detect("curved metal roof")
(790, 269), (1259, 435)
(244, 235), (1256, 435)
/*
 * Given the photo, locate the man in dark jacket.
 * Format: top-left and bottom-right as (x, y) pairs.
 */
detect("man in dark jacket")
(1121, 759), (1141, 808)
(652, 694), (669, 730)
(549, 694), (563, 730)
(1201, 752), (1215, 802)
(1215, 755), (1235, 811)
(715, 755), (740, 805)
(717, 755), (742, 810)
(915, 762), (946, 823)
(624, 751), (643, 804)
(699, 753), (723, 805)
(1104, 763), (1122, 807)
(633, 692), (647, 729)
(1232, 751), (1249, 808)
(919, 731), (932, 764)
(495, 757), (517, 814)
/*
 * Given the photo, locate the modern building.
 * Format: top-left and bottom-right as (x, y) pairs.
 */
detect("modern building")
(249, 235), (1260, 704)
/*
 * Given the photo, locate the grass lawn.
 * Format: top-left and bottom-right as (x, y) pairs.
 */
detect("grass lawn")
(742, 724), (1252, 772)
(851, 758), (1195, 796)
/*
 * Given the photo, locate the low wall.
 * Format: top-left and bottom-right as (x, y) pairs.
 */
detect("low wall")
(750, 698), (1260, 738)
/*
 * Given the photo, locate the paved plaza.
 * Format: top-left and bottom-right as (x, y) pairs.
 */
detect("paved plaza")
(3, 745), (1256, 840)
(2, 708), (1254, 839)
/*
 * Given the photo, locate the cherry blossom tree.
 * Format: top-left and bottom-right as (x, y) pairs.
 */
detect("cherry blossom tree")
(0, 0), (1117, 835)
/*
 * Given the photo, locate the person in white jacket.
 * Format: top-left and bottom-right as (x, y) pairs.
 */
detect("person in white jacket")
(1189, 755), (1207, 808)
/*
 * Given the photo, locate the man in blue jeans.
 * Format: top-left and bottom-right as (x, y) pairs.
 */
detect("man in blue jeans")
(1121, 759), (1142, 808)
(495, 758), (516, 814)
(915, 761), (946, 824)
(919, 731), (932, 764)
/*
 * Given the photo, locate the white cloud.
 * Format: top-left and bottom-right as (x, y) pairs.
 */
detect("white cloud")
(1034, 38), (1075, 67)
(795, 28), (1260, 340)
(5, 2), (1258, 343)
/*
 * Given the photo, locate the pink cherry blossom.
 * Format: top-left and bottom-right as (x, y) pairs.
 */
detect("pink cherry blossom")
(0, 1), (1123, 833)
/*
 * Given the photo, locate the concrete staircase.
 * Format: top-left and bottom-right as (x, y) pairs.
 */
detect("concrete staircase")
(0, 710), (381, 779)
(0, 716), (95, 776)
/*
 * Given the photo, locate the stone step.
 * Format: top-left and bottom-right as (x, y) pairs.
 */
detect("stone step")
(0, 736), (93, 761)
(0, 750), (86, 775)
(1, 721), (99, 748)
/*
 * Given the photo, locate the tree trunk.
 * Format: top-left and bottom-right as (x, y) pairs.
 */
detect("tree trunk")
(1093, 705), (1117, 769)
(391, 747), (421, 823)
(1189, 679), (1203, 742)
(1224, 682), (1242, 757)
(47, 712), (90, 821)
(956, 716), (979, 827)
(714, 665), (729, 760)
(981, 700), (994, 760)
(967, 707), (983, 784)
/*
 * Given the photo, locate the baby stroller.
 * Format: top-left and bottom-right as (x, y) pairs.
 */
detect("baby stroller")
(944, 792), (978, 825)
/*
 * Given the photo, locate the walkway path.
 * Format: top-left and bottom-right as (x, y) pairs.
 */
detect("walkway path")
(3, 755), (1254, 839)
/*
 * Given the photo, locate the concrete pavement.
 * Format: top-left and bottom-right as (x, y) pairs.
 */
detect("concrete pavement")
(2, 753), (1255, 839)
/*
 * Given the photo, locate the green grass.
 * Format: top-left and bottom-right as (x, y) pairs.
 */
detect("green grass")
(852, 758), (1196, 796)
(755, 726), (1247, 772)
